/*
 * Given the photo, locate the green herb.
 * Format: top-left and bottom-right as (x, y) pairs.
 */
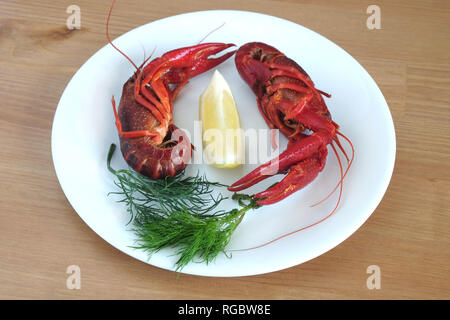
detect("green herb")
(107, 144), (260, 271)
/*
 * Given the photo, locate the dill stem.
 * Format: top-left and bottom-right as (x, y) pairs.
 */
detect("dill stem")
(106, 143), (260, 271)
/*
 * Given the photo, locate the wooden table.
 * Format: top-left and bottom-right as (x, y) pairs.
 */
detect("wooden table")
(1, 0), (449, 299)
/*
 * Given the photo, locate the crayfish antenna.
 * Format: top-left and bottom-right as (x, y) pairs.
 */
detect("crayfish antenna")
(333, 135), (350, 164)
(106, 0), (139, 71)
(197, 22), (226, 44)
(310, 131), (354, 207)
(230, 144), (344, 252)
(318, 89), (332, 98)
(138, 46), (156, 70)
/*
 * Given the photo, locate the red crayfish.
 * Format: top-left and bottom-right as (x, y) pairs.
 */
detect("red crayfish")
(107, 0), (353, 211)
(228, 42), (353, 207)
(107, 4), (235, 179)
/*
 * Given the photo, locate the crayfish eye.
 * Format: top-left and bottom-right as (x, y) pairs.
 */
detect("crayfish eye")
(251, 48), (276, 63)
(251, 48), (263, 61)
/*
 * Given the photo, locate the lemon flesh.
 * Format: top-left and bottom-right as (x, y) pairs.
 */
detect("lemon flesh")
(199, 70), (243, 168)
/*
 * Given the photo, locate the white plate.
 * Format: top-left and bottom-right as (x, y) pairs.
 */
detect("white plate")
(52, 10), (395, 277)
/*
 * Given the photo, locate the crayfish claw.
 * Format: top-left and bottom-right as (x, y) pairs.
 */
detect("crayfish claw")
(254, 158), (323, 206)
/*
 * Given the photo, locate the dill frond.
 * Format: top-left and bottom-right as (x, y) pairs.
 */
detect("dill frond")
(107, 144), (260, 271)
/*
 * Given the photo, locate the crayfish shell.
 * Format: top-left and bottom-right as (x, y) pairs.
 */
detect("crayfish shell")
(117, 78), (191, 179)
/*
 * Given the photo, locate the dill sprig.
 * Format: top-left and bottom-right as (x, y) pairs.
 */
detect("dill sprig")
(107, 144), (260, 271)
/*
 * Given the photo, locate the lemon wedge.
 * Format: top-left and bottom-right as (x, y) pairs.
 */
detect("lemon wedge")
(199, 70), (244, 168)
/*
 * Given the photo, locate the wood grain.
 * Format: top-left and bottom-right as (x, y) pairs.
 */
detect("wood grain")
(0, 0), (449, 299)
